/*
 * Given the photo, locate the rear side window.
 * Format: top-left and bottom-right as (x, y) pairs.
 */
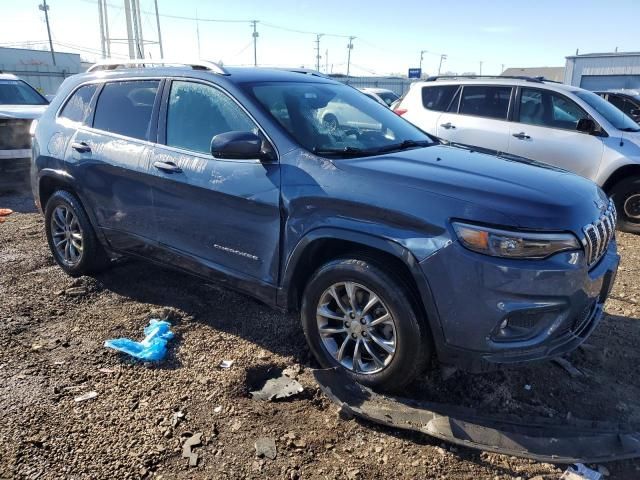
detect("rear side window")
(93, 80), (160, 140)
(166, 81), (256, 154)
(459, 86), (512, 120)
(59, 84), (98, 124)
(421, 85), (458, 111)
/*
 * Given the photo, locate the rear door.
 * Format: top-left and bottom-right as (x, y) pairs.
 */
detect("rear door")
(507, 87), (604, 179)
(68, 79), (161, 251)
(435, 84), (513, 152)
(402, 84), (458, 136)
(149, 79), (281, 288)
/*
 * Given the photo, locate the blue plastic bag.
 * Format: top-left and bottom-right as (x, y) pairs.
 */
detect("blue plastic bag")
(104, 319), (174, 361)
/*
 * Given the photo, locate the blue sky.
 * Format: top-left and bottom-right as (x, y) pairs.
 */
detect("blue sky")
(0, 0), (638, 76)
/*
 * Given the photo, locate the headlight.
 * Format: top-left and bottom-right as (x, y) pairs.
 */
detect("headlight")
(452, 222), (580, 259)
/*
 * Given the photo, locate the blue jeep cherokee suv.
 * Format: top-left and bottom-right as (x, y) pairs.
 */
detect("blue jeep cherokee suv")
(32, 61), (619, 390)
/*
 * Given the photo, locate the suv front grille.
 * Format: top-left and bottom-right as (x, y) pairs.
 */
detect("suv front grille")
(0, 119), (32, 150)
(582, 200), (616, 266)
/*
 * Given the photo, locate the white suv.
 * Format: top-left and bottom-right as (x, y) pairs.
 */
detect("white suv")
(394, 76), (640, 232)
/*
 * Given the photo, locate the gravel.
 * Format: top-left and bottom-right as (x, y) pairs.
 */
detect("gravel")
(2, 189), (640, 479)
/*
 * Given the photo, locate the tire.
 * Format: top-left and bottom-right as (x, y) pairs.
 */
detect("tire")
(322, 114), (339, 133)
(44, 190), (109, 277)
(301, 258), (431, 391)
(610, 177), (640, 234)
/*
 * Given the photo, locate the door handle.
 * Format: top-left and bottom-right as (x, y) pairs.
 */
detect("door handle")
(440, 122), (456, 129)
(71, 141), (91, 153)
(153, 161), (182, 174)
(512, 132), (531, 140)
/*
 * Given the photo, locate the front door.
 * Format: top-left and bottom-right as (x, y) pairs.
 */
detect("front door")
(507, 87), (604, 179)
(149, 80), (281, 288)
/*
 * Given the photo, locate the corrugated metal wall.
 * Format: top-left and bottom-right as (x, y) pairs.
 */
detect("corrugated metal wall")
(565, 54), (640, 91)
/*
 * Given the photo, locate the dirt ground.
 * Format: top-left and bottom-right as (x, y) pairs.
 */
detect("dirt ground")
(2, 188), (640, 480)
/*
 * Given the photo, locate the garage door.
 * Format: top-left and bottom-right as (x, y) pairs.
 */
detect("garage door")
(580, 75), (640, 91)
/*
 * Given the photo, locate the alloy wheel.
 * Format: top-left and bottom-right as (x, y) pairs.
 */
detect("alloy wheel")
(51, 205), (84, 266)
(316, 281), (397, 374)
(623, 193), (640, 220)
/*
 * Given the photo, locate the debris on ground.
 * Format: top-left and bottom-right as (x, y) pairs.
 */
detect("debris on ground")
(250, 372), (304, 401)
(104, 319), (174, 361)
(181, 432), (202, 467)
(219, 359), (234, 369)
(171, 410), (184, 427)
(560, 463), (603, 480)
(0, 208), (13, 224)
(74, 391), (98, 403)
(553, 357), (586, 378)
(254, 437), (277, 460)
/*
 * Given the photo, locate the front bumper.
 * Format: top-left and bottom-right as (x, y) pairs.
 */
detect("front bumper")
(0, 151), (31, 189)
(419, 238), (619, 372)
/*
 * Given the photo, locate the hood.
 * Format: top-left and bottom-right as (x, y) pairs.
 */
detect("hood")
(0, 105), (47, 120)
(334, 144), (606, 232)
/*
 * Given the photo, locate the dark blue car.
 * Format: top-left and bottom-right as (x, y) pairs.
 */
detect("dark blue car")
(31, 61), (619, 390)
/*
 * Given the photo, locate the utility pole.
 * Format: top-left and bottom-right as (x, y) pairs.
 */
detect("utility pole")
(154, 0), (164, 58)
(123, 0), (135, 59)
(196, 10), (201, 58)
(325, 49), (328, 73)
(251, 20), (259, 66)
(479, 60), (483, 75)
(346, 36), (355, 81)
(315, 34), (324, 72)
(103, 0), (111, 57)
(98, 0), (106, 58)
(438, 54), (447, 75)
(39, 0), (56, 66)
(419, 50), (427, 78)
(501, 63), (505, 74)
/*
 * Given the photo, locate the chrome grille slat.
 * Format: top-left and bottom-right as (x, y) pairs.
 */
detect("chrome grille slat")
(582, 199), (617, 267)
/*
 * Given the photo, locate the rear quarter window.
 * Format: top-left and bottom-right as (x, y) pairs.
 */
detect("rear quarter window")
(93, 80), (160, 141)
(421, 85), (458, 111)
(459, 85), (511, 120)
(59, 84), (98, 124)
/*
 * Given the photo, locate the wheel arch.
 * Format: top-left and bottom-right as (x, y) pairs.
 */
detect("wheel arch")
(601, 163), (640, 195)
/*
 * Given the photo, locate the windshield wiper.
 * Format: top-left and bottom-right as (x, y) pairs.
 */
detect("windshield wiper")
(369, 139), (433, 154)
(312, 146), (371, 157)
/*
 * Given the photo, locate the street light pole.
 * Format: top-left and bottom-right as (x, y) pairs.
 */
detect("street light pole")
(39, 0), (56, 66)
(438, 54), (447, 75)
(419, 50), (427, 78)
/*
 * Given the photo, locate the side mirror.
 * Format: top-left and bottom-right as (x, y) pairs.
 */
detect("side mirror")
(210, 131), (272, 161)
(576, 118), (597, 134)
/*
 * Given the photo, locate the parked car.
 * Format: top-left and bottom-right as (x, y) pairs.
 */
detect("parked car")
(32, 61), (619, 390)
(393, 76), (640, 232)
(359, 87), (399, 107)
(0, 73), (48, 189)
(595, 90), (640, 124)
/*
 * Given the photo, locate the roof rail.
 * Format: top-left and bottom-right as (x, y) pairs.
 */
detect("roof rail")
(87, 59), (228, 75)
(276, 67), (329, 78)
(425, 75), (556, 83)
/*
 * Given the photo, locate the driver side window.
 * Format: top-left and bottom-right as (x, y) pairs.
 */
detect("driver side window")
(166, 81), (256, 154)
(518, 88), (589, 131)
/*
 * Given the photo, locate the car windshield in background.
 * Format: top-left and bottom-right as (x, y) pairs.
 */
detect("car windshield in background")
(574, 90), (640, 132)
(0, 79), (48, 105)
(248, 82), (434, 157)
(377, 91), (400, 107)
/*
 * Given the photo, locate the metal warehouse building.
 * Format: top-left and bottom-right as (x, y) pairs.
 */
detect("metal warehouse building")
(564, 51), (640, 90)
(0, 47), (81, 95)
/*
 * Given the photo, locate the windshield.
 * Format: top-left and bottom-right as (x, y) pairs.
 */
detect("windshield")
(0, 79), (48, 105)
(247, 82), (434, 157)
(574, 90), (639, 131)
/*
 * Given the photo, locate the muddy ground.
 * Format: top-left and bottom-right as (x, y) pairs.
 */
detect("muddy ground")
(1, 188), (640, 480)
